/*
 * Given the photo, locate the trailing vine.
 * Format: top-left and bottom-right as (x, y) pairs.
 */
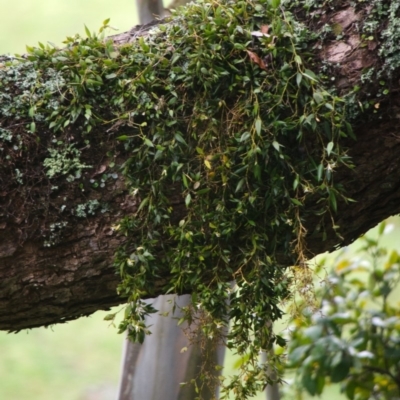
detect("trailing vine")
(5, 0), (395, 397)
(110, 1), (353, 397)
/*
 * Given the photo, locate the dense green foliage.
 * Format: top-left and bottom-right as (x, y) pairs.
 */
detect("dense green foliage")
(286, 222), (400, 400)
(106, 1), (353, 396)
(0, 0), (354, 397)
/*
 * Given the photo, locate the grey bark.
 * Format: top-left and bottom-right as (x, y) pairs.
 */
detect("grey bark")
(135, 0), (165, 24)
(117, 295), (226, 400)
(261, 351), (280, 400)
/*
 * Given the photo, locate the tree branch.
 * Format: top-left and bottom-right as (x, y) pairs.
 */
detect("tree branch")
(1, 1), (400, 331)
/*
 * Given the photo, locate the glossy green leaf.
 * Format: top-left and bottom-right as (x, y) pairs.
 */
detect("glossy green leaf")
(288, 345), (311, 364)
(327, 141), (334, 156)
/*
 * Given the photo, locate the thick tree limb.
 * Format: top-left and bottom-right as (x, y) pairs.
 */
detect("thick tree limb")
(1, 2), (400, 331)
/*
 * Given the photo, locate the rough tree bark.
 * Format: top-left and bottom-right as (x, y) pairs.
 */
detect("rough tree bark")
(1, 1), (400, 332)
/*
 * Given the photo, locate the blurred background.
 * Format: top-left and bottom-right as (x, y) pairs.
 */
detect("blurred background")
(0, 0), (138, 54)
(0, 1), (399, 399)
